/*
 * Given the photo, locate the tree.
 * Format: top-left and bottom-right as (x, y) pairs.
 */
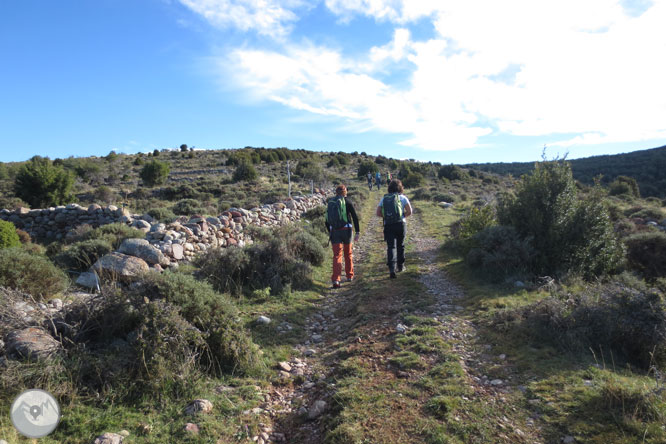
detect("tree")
(140, 160), (170, 186)
(14, 156), (74, 208)
(232, 160), (258, 182)
(180, 144), (188, 152)
(153, 149), (160, 156)
(357, 160), (379, 177)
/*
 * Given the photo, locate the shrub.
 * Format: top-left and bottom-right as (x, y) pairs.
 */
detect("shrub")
(94, 185), (116, 204)
(15, 229), (31, 244)
(438, 164), (468, 181)
(232, 160), (258, 182)
(628, 207), (665, 222)
(54, 239), (113, 271)
(0, 220), (20, 249)
(172, 198), (204, 215)
(295, 159), (323, 181)
(625, 232), (666, 280)
(466, 226), (534, 282)
(0, 248), (68, 300)
(136, 272), (262, 375)
(497, 161), (621, 278)
(197, 225), (323, 296)
(357, 160), (379, 178)
(140, 160), (170, 186)
(457, 205), (496, 242)
(411, 188), (432, 201)
(433, 193), (456, 203)
(402, 172), (424, 188)
(609, 175), (640, 197)
(146, 207), (177, 222)
(14, 156), (74, 207)
(85, 223), (145, 249)
(507, 280), (666, 368)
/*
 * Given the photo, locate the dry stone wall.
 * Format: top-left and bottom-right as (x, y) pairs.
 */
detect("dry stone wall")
(1, 193), (327, 284)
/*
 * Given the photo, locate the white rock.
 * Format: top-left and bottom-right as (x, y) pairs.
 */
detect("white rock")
(307, 400), (327, 419)
(257, 316), (271, 324)
(490, 379), (503, 386)
(396, 323), (408, 334)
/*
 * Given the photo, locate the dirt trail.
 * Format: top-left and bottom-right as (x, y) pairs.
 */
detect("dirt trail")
(264, 204), (541, 443)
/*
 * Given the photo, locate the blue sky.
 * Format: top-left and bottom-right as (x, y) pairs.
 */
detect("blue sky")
(1, 0), (665, 164)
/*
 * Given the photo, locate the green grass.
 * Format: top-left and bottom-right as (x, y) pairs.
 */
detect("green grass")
(416, 198), (666, 444)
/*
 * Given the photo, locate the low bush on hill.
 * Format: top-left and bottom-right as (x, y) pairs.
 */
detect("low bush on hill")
(0, 248), (68, 300)
(466, 225), (534, 282)
(146, 207), (177, 222)
(0, 220), (20, 249)
(54, 239), (113, 271)
(197, 224), (324, 296)
(496, 278), (666, 369)
(84, 223), (144, 249)
(625, 232), (666, 280)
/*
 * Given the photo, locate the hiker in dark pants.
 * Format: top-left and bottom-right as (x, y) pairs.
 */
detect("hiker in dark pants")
(376, 179), (412, 279)
(325, 184), (360, 288)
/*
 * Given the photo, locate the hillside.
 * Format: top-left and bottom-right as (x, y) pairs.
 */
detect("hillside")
(463, 144), (666, 197)
(1, 148), (666, 443)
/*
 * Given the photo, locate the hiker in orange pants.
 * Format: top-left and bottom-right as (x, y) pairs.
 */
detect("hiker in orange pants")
(325, 184), (360, 288)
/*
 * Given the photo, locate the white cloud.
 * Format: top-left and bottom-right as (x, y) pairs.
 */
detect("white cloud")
(179, 0), (306, 38)
(207, 0), (666, 151)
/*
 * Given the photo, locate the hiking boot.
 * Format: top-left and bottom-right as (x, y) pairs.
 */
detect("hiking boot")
(397, 264), (405, 272)
(389, 271), (397, 279)
(332, 281), (341, 289)
(346, 276), (354, 282)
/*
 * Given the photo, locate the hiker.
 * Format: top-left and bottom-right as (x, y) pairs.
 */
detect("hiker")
(376, 179), (412, 279)
(375, 171), (382, 189)
(386, 171), (392, 183)
(325, 184), (360, 288)
(367, 172), (373, 190)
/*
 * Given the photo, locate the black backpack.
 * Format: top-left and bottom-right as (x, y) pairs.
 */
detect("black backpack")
(326, 196), (348, 229)
(382, 193), (403, 225)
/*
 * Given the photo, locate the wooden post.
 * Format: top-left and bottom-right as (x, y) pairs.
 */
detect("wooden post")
(287, 160), (291, 197)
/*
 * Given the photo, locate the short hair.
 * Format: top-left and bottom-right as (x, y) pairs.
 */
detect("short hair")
(388, 179), (403, 194)
(336, 184), (347, 196)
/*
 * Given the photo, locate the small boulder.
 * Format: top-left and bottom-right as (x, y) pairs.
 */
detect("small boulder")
(92, 252), (150, 281)
(257, 316), (271, 325)
(119, 239), (170, 266)
(5, 327), (61, 360)
(76, 271), (100, 290)
(131, 219), (151, 232)
(93, 433), (123, 444)
(307, 400), (327, 420)
(185, 399), (213, 415)
(184, 423), (200, 434)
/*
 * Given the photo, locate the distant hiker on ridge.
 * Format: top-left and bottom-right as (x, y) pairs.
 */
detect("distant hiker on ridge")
(325, 184), (360, 289)
(377, 179), (412, 279)
(375, 171), (382, 189)
(367, 172), (373, 190)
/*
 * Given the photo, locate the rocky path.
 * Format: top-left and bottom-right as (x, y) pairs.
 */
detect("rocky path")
(259, 204), (541, 444)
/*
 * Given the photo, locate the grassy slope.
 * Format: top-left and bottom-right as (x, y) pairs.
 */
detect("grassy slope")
(417, 200), (666, 444)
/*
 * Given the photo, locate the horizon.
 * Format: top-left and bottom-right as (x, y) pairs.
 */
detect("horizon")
(2, 0), (665, 164)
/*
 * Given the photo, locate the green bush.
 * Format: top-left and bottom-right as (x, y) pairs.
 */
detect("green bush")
(357, 160), (379, 178)
(14, 156), (74, 208)
(295, 159), (323, 181)
(433, 193), (456, 203)
(0, 248), (68, 300)
(625, 232), (666, 280)
(54, 239), (113, 271)
(438, 164), (468, 181)
(197, 225), (323, 296)
(457, 205), (496, 242)
(466, 225), (534, 282)
(628, 207), (665, 222)
(506, 280), (666, 368)
(146, 207), (177, 222)
(609, 175), (640, 197)
(402, 172), (424, 188)
(140, 160), (170, 186)
(85, 223), (145, 249)
(172, 198), (204, 216)
(138, 272), (263, 375)
(232, 160), (258, 182)
(0, 220), (20, 249)
(497, 161), (622, 278)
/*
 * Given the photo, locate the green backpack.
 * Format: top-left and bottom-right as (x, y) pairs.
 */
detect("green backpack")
(382, 193), (403, 225)
(326, 195), (348, 229)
